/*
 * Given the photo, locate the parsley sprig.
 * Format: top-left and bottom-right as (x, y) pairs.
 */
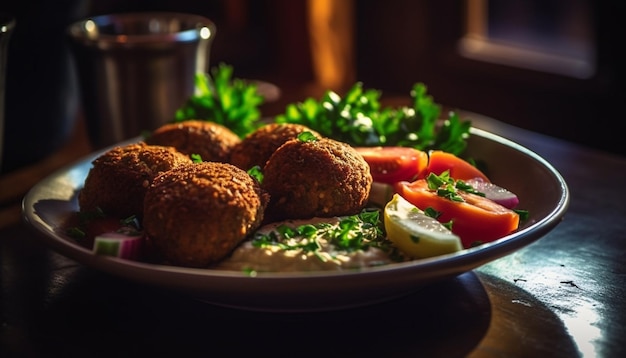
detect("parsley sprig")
(426, 171), (485, 202)
(275, 82), (471, 155)
(251, 209), (401, 262)
(175, 64), (472, 155)
(175, 63), (264, 137)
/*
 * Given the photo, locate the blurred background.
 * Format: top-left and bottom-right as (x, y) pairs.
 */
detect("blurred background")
(1, 0), (624, 173)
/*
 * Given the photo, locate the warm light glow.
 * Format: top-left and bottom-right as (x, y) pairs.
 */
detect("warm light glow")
(84, 19), (96, 33)
(306, 0), (355, 90)
(480, 256), (605, 357)
(199, 26), (212, 40)
(83, 19), (100, 40)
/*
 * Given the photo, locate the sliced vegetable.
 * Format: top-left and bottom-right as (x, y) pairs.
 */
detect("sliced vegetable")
(368, 181), (396, 208)
(356, 146), (428, 184)
(396, 176), (520, 247)
(384, 194), (462, 259)
(93, 229), (144, 260)
(423, 150), (490, 182)
(466, 177), (519, 209)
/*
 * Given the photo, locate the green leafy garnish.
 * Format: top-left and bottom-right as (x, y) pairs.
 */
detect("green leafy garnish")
(247, 165), (264, 184)
(275, 82), (471, 155)
(426, 171), (485, 202)
(175, 63), (472, 155)
(297, 131), (319, 142)
(175, 63), (264, 137)
(190, 153), (203, 163)
(424, 207), (441, 220)
(250, 209), (401, 262)
(514, 209), (530, 221)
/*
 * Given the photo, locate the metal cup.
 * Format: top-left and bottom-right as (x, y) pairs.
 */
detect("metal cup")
(67, 12), (216, 150)
(0, 14), (16, 171)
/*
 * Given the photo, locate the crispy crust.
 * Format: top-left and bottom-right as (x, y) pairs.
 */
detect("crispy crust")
(262, 137), (372, 221)
(78, 142), (192, 218)
(146, 120), (241, 163)
(143, 162), (269, 267)
(229, 123), (320, 170)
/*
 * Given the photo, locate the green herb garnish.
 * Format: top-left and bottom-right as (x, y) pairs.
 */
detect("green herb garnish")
(297, 131), (319, 142)
(275, 82), (471, 155)
(190, 153), (203, 163)
(514, 209), (530, 221)
(247, 165), (264, 184)
(175, 63), (264, 137)
(426, 171), (486, 202)
(251, 209), (400, 261)
(424, 207), (441, 220)
(175, 63), (472, 155)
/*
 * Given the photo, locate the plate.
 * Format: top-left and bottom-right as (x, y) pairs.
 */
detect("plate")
(22, 127), (569, 312)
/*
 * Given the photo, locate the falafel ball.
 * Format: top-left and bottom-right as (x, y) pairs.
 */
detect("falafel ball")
(262, 136), (372, 221)
(143, 162), (269, 268)
(145, 120), (241, 163)
(229, 123), (321, 170)
(78, 142), (193, 218)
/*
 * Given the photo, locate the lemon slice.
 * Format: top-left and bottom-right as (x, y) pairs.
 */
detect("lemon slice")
(384, 193), (462, 259)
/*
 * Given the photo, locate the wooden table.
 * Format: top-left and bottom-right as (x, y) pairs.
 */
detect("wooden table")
(1, 112), (625, 357)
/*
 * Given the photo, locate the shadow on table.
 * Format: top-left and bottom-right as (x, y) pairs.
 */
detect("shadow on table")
(1, 229), (578, 357)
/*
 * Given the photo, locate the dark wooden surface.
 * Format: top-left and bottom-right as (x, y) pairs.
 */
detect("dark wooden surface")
(1, 112), (625, 357)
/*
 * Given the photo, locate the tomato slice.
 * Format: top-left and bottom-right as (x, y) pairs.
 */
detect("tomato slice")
(355, 146), (428, 184)
(396, 179), (519, 247)
(423, 150), (490, 182)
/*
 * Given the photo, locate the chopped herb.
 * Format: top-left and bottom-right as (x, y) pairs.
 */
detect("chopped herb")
(425, 171), (486, 203)
(247, 165), (264, 184)
(437, 186), (464, 202)
(297, 131), (319, 142)
(455, 180), (485, 196)
(514, 209), (530, 221)
(426, 171), (450, 189)
(424, 207), (441, 220)
(441, 220), (454, 231)
(250, 209), (401, 261)
(118, 215), (142, 235)
(242, 267), (258, 277)
(121, 215), (140, 229)
(190, 153), (203, 163)
(425, 202), (456, 231)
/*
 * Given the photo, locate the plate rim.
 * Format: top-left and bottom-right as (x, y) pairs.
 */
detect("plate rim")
(21, 127), (570, 310)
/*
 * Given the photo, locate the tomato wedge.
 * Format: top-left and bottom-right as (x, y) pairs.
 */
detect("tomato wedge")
(356, 146), (428, 184)
(423, 150), (490, 182)
(396, 179), (519, 247)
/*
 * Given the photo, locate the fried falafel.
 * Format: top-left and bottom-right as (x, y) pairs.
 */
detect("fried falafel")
(229, 123), (321, 170)
(262, 136), (372, 221)
(78, 142), (193, 219)
(143, 162), (269, 268)
(146, 120), (241, 163)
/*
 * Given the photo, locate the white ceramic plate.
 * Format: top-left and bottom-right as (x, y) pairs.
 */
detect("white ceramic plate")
(22, 127), (569, 312)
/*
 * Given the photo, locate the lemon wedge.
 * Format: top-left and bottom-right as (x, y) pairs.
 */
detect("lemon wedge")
(384, 193), (462, 259)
